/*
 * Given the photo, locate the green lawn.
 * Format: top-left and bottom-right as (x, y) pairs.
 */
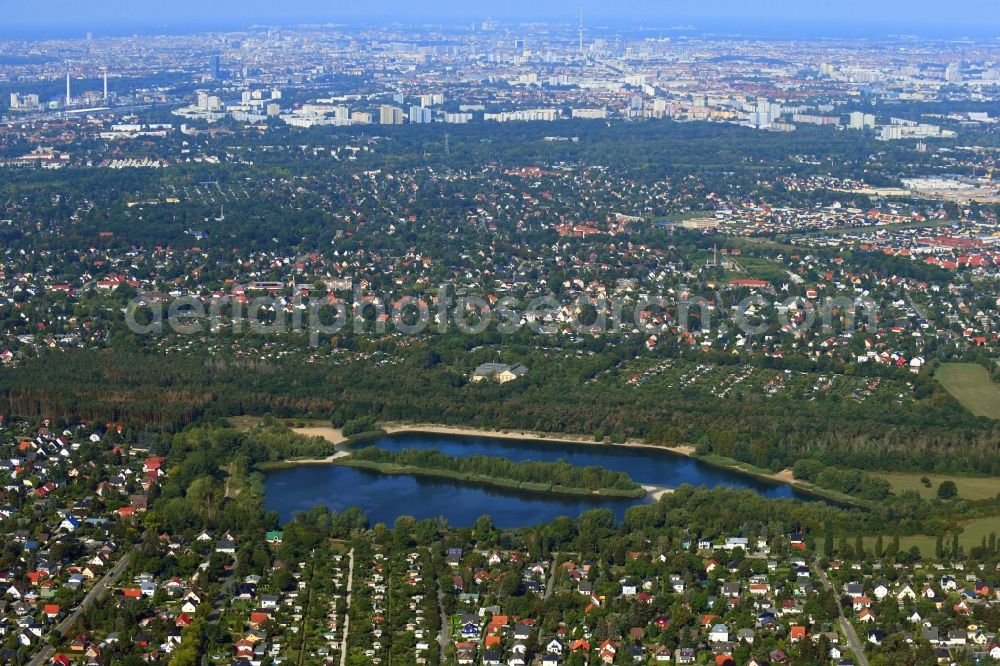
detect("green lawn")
(864, 515), (1000, 556)
(962, 515), (1000, 544)
(935, 363), (1000, 419)
(732, 256), (787, 281)
(877, 471), (1000, 501)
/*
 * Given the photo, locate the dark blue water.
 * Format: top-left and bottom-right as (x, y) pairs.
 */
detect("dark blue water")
(264, 432), (812, 527)
(265, 464), (645, 528)
(350, 433), (805, 496)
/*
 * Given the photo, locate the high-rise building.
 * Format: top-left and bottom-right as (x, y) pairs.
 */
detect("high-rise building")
(752, 99), (778, 128)
(380, 105), (404, 125)
(210, 55), (221, 80)
(443, 112), (472, 124)
(10, 93), (41, 111)
(409, 106), (432, 124)
(419, 93), (445, 107)
(848, 112), (876, 130)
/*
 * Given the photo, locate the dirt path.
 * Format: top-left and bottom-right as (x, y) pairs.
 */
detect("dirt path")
(340, 547), (354, 666)
(771, 468), (796, 483)
(292, 426), (348, 445)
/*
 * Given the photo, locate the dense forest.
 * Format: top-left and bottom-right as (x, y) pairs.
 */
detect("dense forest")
(2, 341), (996, 475)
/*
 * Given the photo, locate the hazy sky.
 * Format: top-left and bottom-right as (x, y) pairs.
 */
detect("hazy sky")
(1, 0), (997, 36)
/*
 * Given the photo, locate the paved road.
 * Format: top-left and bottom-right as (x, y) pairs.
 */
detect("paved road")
(340, 547), (354, 666)
(813, 560), (869, 666)
(28, 553), (132, 666)
(544, 552), (577, 600)
(296, 552), (319, 666)
(544, 557), (559, 600)
(436, 574), (448, 658)
(207, 553), (240, 622)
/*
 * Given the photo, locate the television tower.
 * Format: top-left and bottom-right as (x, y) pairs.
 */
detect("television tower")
(578, 8), (584, 55)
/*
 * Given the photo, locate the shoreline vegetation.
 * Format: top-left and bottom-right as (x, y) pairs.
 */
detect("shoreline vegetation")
(332, 448), (650, 500)
(373, 426), (872, 507)
(243, 418), (1000, 550)
(248, 420), (856, 505)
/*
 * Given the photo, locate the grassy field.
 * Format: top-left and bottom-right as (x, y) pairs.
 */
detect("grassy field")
(864, 515), (1000, 556)
(935, 363), (1000, 419)
(962, 515), (1000, 546)
(877, 471), (1000, 501)
(731, 256), (788, 281)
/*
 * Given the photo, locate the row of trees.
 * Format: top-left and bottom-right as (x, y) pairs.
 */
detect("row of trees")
(350, 446), (644, 495)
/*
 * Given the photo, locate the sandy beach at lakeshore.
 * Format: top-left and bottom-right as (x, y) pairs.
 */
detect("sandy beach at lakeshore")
(292, 426), (349, 446)
(641, 484), (675, 501)
(381, 422), (697, 457)
(287, 422), (808, 495)
(292, 422), (697, 457)
(292, 424), (681, 500)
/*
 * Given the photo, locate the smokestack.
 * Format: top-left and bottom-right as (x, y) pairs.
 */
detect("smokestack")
(66, 72), (71, 105)
(102, 68), (108, 101)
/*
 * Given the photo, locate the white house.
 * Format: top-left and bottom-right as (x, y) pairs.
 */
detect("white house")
(709, 624), (729, 643)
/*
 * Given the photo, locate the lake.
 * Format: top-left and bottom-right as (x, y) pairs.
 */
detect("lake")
(264, 432), (813, 527)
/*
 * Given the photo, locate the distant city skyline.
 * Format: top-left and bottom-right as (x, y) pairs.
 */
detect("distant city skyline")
(1, 0), (999, 38)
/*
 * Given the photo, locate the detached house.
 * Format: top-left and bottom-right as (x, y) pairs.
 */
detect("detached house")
(471, 362), (529, 383)
(709, 624), (729, 643)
